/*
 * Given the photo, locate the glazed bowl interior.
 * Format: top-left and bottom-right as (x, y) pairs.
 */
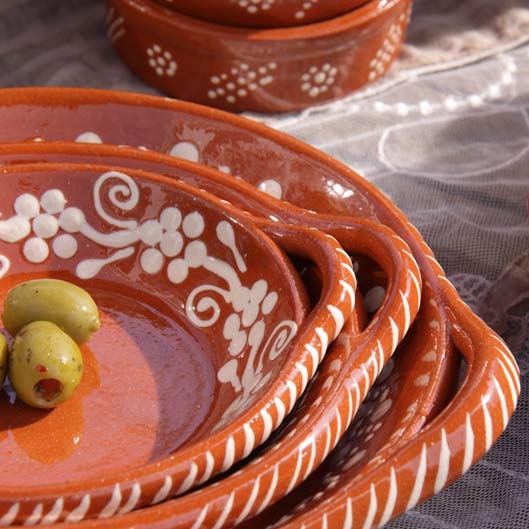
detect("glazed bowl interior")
(0, 162), (309, 489)
(0, 88), (515, 529)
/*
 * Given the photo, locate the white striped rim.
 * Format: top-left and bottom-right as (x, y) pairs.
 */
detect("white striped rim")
(41, 498), (64, 525)
(190, 504), (209, 529)
(339, 279), (356, 307)
(315, 327), (328, 362)
(23, 503), (43, 526)
(98, 484), (121, 518)
(302, 436), (317, 482)
(286, 380), (298, 413)
(221, 437), (236, 472)
(492, 375), (509, 430)
(481, 396), (494, 451)
(399, 290), (411, 334)
(409, 267), (422, 305)
(327, 305), (345, 341)
(151, 475), (172, 505)
(234, 475), (261, 525)
(343, 497), (354, 529)
(175, 463), (198, 495)
(406, 443), (427, 510)
(295, 361), (309, 395)
(333, 406), (343, 451)
(256, 465), (279, 515)
(198, 452), (215, 485)
(462, 412), (475, 474)
(434, 429), (450, 494)
(64, 494), (90, 523)
(389, 317), (400, 354)
(361, 484), (378, 529)
(378, 467), (398, 527)
(286, 448), (304, 495)
(305, 344), (320, 377)
(211, 492), (235, 529)
(0, 503), (20, 526)
(117, 483), (141, 514)
(274, 397), (287, 428)
(260, 408), (274, 445)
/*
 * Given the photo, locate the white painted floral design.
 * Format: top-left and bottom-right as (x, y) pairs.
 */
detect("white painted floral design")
(231, 0), (274, 14)
(294, 0), (318, 20)
(368, 14), (406, 82)
(207, 62), (277, 105)
(147, 44), (177, 77)
(0, 171), (298, 410)
(301, 63), (338, 98)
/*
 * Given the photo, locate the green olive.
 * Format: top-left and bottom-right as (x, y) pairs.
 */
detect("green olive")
(2, 278), (100, 344)
(0, 334), (7, 386)
(8, 320), (83, 408)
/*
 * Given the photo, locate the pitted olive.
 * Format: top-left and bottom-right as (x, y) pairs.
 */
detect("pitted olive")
(8, 320), (83, 408)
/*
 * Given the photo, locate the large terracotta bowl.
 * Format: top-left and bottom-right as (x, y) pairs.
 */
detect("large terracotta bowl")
(106, 0), (412, 112)
(0, 142), (437, 528)
(0, 87), (520, 527)
(152, 0), (369, 28)
(0, 162), (355, 524)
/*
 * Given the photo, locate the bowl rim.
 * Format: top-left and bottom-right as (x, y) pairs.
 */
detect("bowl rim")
(0, 161), (353, 505)
(115, 0), (405, 41)
(0, 87), (518, 529)
(0, 143), (430, 529)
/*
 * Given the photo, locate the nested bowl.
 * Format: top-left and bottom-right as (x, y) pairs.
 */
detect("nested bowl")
(106, 0), (411, 112)
(0, 141), (429, 528)
(0, 87), (520, 528)
(0, 161), (355, 524)
(151, 0), (369, 28)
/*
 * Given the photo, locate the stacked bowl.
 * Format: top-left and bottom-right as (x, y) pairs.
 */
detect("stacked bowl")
(106, 0), (412, 112)
(0, 86), (521, 529)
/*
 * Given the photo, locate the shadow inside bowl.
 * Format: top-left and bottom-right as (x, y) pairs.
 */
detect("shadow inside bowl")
(0, 270), (217, 486)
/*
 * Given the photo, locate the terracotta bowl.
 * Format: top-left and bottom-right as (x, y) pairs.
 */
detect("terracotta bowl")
(250, 281), (520, 528)
(0, 87), (520, 527)
(0, 162), (356, 524)
(106, 0), (412, 112)
(0, 142), (436, 528)
(151, 0), (369, 28)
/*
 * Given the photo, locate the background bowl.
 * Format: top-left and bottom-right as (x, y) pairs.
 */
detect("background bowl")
(0, 162), (355, 523)
(152, 0), (370, 28)
(106, 0), (412, 112)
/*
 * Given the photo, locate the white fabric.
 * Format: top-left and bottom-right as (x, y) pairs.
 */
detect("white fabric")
(1, 1), (528, 527)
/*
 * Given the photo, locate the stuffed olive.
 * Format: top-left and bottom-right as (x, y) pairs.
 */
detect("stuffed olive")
(9, 320), (84, 408)
(2, 278), (100, 344)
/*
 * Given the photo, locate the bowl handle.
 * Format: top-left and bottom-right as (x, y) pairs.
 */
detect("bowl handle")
(276, 264), (520, 529)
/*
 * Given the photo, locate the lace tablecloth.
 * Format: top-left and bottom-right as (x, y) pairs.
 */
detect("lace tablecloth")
(1, 1), (529, 527)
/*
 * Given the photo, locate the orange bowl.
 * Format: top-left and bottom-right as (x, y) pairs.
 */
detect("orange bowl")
(106, 0), (411, 112)
(0, 161), (356, 523)
(0, 87), (519, 528)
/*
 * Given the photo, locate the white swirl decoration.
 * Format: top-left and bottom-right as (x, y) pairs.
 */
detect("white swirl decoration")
(265, 320), (299, 361)
(185, 284), (231, 328)
(0, 169), (298, 401)
(93, 170), (139, 230)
